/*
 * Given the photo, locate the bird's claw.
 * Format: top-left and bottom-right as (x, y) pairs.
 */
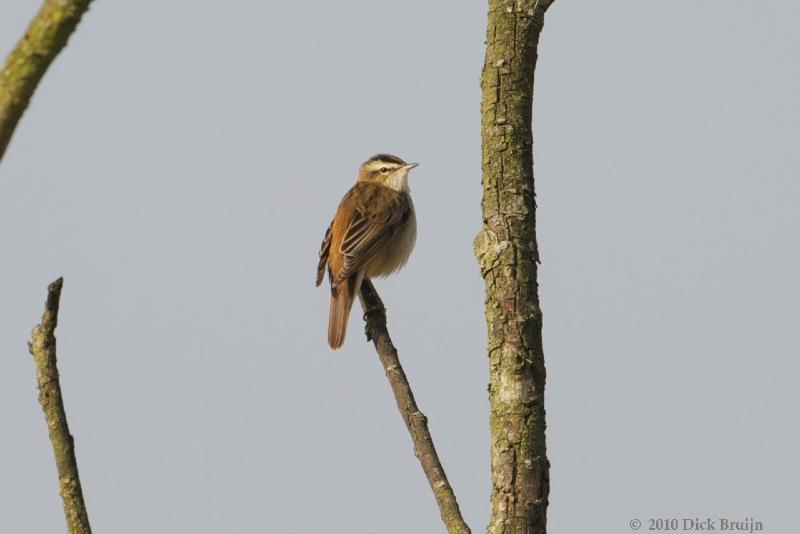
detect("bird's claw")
(362, 304), (386, 322)
(363, 305), (386, 342)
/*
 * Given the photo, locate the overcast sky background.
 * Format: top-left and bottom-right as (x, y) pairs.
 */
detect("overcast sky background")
(1, 1), (798, 533)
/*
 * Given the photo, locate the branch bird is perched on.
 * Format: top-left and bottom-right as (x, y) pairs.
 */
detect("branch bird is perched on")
(316, 154), (419, 349)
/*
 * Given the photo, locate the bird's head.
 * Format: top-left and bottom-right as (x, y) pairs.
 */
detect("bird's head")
(357, 154), (418, 192)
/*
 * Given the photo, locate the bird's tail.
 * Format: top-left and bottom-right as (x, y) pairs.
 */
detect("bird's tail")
(328, 274), (361, 349)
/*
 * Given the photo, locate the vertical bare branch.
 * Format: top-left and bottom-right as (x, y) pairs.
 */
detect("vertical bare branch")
(0, 0), (94, 164)
(28, 278), (92, 534)
(361, 279), (471, 534)
(477, 1), (556, 533)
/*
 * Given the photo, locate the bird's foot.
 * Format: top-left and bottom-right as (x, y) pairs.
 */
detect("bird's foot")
(363, 304), (386, 342)
(362, 303), (386, 321)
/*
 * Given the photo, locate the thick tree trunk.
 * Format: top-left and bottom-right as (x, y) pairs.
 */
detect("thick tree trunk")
(0, 0), (94, 164)
(476, 1), (555, 533)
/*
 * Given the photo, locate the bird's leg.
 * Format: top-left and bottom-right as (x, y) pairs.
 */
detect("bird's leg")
(358, 278), (386, 342)
(358, 278), (385, 318)
(361, 300), (386, 320)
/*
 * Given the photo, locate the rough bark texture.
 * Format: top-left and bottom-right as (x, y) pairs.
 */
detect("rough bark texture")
(0, 0), (94, 163)
(28, 278), (92, 534)
(476, 1), (555, 533)
(361, 279), (471, 534)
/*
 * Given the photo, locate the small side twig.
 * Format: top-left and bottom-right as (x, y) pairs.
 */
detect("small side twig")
(360, 279), (471, 534)
(28, 278), (92, 534)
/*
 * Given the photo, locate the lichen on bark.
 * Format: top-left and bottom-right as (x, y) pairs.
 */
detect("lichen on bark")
(477, 1), (555, 533)
(29, 278), (92, 534)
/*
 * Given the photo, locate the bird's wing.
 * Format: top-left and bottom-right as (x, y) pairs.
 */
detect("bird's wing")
(333, 187), (411, 286)
(316, 222), (333, 287)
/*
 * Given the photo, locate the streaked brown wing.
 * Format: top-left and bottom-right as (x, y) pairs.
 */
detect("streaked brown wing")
(316, 222), (333, 286)
(333, 188), (411, 286)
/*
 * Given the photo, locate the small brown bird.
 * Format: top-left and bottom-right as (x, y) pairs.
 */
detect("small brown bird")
(316, 154), (418, 349)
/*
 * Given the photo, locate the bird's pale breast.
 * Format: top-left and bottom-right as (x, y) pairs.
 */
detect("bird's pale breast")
(364, 199), (416, 278)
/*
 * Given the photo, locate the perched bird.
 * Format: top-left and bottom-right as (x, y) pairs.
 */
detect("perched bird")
(316, 154), (418, 349)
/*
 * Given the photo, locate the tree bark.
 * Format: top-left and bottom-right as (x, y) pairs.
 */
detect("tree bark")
(361, 279), (471, 534)
(28, 278), (92, 534)
(476, 1), (555, 533)
(0, 0), (94, 164)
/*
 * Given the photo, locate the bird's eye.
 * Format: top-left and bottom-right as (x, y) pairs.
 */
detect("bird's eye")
(380, 167), (389, 173)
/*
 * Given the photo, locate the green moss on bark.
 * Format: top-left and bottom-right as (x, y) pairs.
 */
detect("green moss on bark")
(0, 0), (94, 162)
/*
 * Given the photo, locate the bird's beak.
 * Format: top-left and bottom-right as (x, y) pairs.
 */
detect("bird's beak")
(403, 163), (419, 171)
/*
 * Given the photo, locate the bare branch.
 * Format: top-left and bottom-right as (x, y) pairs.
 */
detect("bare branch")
(0, 0), (94, 164)
(28, 278), (92, 534)
(360, 279), (471, 534)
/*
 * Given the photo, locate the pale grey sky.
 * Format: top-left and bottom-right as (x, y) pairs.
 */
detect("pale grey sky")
(1, 1), (798, 533)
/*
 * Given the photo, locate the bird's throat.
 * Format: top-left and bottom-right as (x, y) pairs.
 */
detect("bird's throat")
(384, 170), (410, 192)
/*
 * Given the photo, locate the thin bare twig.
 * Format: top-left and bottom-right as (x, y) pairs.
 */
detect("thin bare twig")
(360, 279), (471, 534)
(28, 278), (92, 534)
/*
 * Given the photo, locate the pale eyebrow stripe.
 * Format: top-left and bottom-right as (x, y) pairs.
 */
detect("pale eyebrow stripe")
(365, 161), (401, 172)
